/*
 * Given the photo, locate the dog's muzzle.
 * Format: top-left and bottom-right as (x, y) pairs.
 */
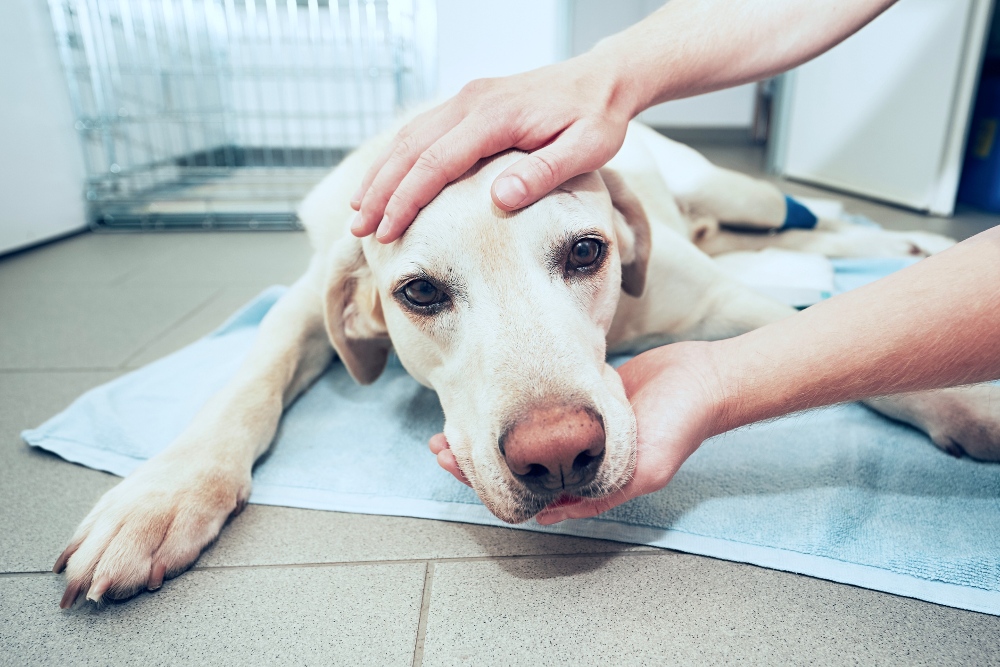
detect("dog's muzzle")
(499, 405), (606, 495)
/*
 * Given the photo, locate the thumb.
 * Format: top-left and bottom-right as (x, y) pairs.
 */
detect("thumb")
(491, 123), (614, 211)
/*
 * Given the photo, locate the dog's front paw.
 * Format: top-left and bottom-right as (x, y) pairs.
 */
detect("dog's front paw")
(54, 455), (251, 608)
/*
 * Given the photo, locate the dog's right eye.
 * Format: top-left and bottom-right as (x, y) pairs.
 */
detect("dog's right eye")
(402, 279), (447, 309)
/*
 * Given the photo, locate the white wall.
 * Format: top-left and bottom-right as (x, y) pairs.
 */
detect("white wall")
(435, 0), (565, 97)
(0, 0), (87, 254)
(569, 0), (756, 128)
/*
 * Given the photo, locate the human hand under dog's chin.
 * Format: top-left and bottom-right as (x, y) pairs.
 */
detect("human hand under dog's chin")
(428, 341), (725, 523)
(428, 433), (471, 487)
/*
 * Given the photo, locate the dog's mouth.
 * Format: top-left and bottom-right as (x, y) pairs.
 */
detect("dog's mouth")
(545, 494), (585, 511)
(482, 486), (604, 524)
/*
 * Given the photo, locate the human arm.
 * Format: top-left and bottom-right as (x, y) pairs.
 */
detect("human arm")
(352, 0), (896, 242)
(479, 226), (999, 523)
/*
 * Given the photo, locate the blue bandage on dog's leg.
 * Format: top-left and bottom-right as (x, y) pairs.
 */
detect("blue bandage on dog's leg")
(781, 195), (818, 230)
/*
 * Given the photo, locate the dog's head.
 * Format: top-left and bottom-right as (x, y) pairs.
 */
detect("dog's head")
(321, 152), (650, 523)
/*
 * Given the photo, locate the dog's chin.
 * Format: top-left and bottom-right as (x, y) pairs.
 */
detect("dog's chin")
(478, 479), (624, 525)
(481, 494), (552, 525)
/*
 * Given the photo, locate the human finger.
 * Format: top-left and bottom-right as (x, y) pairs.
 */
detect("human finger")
(351, 102), (454, 210)
(376, 118), (512, 242)
(428, 432), (449, 455)
(352, 105), (463, 236)
(490, 121), (621, 212)
(534, 486), (636, 525)
(436, 447), (472, 486)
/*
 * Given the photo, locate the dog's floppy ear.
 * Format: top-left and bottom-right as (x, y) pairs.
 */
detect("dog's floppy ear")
(322, 236), (391, 385)
(599, 168), (651, 298)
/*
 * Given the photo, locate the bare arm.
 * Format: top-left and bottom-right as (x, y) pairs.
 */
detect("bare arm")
(709, 227), (1000, 434)
(352, 0), (896, 242)
(515, 226), (1000, 523)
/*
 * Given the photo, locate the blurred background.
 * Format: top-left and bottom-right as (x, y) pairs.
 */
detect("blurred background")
(2, 0), (999, 254)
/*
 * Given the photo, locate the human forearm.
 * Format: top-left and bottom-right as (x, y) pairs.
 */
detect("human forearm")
(590, 0), (896, 116)
(708, 227), (1000, 435)
(352, 0), (896, 243)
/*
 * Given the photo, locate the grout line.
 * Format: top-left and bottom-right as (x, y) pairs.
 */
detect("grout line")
(118, 287), (224, 368)
(186, 548), (669, 573)
(1, 549), (672, 580)
(411, 562), (434, 667)
(0, 571), (55, 578)
(0, 368), (127, 374)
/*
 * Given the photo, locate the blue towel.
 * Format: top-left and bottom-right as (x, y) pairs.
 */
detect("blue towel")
(23, 259), (1000, 615)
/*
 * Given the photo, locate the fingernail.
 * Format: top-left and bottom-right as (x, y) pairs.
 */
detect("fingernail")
(375, 216), (390, 241)
(350, 186), (364, 207)
(350, 213), (365, 235)
(494, 176), (527, 208)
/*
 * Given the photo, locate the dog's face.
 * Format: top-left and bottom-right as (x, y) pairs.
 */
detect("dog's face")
(322, 153), (650, 523)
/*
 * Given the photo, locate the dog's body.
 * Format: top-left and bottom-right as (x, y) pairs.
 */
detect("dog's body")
(55, 121), (1000, 607)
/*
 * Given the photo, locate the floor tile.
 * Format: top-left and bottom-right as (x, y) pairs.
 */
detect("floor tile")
(0, 372), (126, 573)
(0, 283), (216, 370)
(0, 232), (162, 286)
(118, 231), (312, 286)
(124, 282), (283, 368)
(199, 505), (652, 568)
(421, 553), (1000, 666)
(0, 562), (425, 666)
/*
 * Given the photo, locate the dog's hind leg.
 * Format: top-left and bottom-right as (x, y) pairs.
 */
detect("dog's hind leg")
(627, 124), (787, 233)
(697, 223), (956, 258)
(55, 259), (333, 608)
(620, 237), (1000, 462)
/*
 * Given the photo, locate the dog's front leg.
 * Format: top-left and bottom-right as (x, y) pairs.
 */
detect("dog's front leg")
(55, 263), (333, 607)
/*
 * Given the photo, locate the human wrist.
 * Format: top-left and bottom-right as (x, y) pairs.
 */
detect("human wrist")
(579, 39), (651, 121)
(698, 336), (757, 438)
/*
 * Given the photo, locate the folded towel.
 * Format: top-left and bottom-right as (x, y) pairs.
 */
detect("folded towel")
(715, 248), (835, 307)
(23, 259), (1000, 615)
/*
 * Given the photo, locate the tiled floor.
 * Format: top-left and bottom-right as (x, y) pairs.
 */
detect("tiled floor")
(2, 146), (999, 665)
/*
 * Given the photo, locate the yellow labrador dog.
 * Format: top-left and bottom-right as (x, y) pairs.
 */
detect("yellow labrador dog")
(55, 121), (1000, 607)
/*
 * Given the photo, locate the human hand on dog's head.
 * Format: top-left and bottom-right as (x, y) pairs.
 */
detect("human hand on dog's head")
(349, 52), (637, 243)
(428, 341), (724, 523)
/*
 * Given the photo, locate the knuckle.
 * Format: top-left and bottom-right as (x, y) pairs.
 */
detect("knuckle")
(459, 77), (490, 97)
(526, 153), (561, 187)
(385, 191), (418, 221)
(392, 132), (422, 163)
(412, 144), (446, 177)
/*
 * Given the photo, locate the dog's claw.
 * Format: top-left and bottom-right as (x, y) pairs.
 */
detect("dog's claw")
(148, 562), (166, 591)
(86, 575), (111, 603)
(60, 582), (83, 610)
(53, 549), (70, 574)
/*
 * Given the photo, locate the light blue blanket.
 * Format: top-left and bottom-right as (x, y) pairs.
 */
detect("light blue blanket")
(23, 258), (1000, 615)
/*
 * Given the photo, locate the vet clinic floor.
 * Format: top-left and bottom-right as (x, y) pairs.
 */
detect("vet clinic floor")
(2, 143), (999, 665)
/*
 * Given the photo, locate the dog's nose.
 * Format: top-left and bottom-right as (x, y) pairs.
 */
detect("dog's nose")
(500, 406), (605, 494)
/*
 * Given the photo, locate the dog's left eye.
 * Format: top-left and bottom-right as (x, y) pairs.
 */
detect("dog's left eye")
(402, 279), (447, 308)
(567, 238), (603, 271)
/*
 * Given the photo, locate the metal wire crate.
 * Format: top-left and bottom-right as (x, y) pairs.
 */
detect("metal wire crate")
(47, 0), (433, 230)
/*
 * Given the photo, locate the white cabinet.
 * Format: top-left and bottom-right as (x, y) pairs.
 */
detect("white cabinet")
(0, 0), (88, 255)
(771, 0), (993, 215)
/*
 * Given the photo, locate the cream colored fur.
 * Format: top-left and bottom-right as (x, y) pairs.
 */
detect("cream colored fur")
(55, 120), (1000, 606)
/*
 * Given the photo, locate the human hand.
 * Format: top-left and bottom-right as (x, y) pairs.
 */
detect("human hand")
(427, 342), (727, 523)
(351, 52), (638, 242)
